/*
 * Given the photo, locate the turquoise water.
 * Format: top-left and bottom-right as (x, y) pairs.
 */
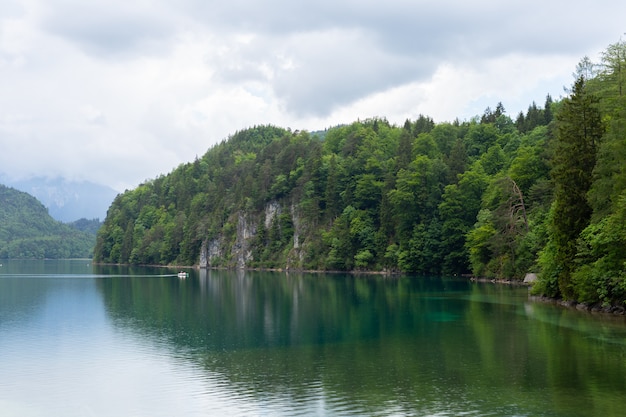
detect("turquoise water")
(1, 260), (625, 416)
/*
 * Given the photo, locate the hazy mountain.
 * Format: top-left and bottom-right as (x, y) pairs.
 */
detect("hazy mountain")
(0, 184), (95, 258)
(0, 177), (118, 222)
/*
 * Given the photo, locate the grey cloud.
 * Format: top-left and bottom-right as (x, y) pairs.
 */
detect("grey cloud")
(38, 0), (623, 61)
(41, 2), (177, 57)
(183, 0), (622, 117)
(272, 35), (436, 116)
(182, 0), (578, 56)
(2, 0), (625, 192)
(0, 0), (25, 17)
(34, 0), (625, 118)
(181, 0), (344, 34)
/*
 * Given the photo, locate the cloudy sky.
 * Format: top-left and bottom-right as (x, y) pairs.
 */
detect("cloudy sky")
(1, 0), (624, 191)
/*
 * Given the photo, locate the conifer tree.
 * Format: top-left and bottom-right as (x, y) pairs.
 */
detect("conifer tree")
(547, 75), (604, 299)
(544, 94), (553, 125)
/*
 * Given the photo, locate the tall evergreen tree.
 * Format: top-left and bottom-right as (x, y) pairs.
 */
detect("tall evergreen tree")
(396, 128), (413, 172)
(544, 94), (554, 125)
(544, 75), (604, 299)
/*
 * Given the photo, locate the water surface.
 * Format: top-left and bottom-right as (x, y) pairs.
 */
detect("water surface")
(1, 260), (625, 416)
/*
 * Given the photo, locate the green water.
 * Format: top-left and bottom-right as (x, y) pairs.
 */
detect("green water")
(1, 260), (625, 416)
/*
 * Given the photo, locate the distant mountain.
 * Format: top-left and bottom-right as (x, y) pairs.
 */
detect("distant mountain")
(0, 177), (118, 222)
(0, 184), (96, 259)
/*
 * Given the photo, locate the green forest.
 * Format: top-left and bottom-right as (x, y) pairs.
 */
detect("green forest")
(95, 40), (626, 306)
(0, 185), (97, 258)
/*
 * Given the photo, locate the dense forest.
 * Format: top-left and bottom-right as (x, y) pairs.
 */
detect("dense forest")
(95, 40), (626, 306)
(0, 185), (97, 258)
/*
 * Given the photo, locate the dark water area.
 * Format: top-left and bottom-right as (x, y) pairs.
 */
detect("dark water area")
(1, 260), (625, 416)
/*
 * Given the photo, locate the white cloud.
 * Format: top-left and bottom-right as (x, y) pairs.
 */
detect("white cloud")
(1, 0), (625, 191)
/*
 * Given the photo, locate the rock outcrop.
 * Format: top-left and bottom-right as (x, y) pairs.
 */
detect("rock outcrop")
(200, 200), (305, 269)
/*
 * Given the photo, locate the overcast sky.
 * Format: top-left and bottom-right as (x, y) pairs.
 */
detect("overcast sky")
(1, 0), (624, 191)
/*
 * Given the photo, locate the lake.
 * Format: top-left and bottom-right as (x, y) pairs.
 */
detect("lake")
(1, 260), (625, 416)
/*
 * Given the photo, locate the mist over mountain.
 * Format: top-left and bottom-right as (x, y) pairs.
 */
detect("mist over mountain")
(0, 176), (118, 223)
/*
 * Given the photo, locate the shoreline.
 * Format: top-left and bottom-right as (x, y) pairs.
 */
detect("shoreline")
(94, 261), (626, 317)
(466, 276), (626, 318)
(529, 294), (626, 316)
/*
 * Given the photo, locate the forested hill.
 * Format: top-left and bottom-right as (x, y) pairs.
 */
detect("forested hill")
(95, 108), (553, 275)
(95, 40), (626, 306)
(0, 185), (96, 258)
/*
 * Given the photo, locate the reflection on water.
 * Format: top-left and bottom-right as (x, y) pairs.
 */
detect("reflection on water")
(1, 261), (626, 416)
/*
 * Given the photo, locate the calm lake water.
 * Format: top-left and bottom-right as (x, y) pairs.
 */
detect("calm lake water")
(1, 260), (625, 417)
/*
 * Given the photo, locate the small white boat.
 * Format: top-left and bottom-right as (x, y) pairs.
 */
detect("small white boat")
(177, 271), (188, 279)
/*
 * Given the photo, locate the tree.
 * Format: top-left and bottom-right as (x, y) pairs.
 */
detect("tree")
(598, 40), (626, 99)
(438, 168), (489, 274)
(323, 155), (341, 221)
(573, 56), (597, 82)
(468, 177), (530, 278)
(480, 102), (505, 124)
(544, 94), (554, 125)
(573, 194), (626, 304)
(539, 76), (604, 299)
(395, 128), (413, 172)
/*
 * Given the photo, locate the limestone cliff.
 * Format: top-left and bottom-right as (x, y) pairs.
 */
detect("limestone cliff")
(200, 200), (305, 269)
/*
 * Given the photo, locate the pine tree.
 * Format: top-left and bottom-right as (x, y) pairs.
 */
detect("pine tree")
(396, 128), (413, 172)
(548, 75), (604, 299)
(544, 94), (553, 125)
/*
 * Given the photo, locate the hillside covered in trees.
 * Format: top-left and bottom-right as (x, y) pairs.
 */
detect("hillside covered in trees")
(95, 40), (626, 306)
(0, 185), (97, 258)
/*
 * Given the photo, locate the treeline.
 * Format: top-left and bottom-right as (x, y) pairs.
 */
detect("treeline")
(95, 40), (626, 306)
(0, 185), (96, 258)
